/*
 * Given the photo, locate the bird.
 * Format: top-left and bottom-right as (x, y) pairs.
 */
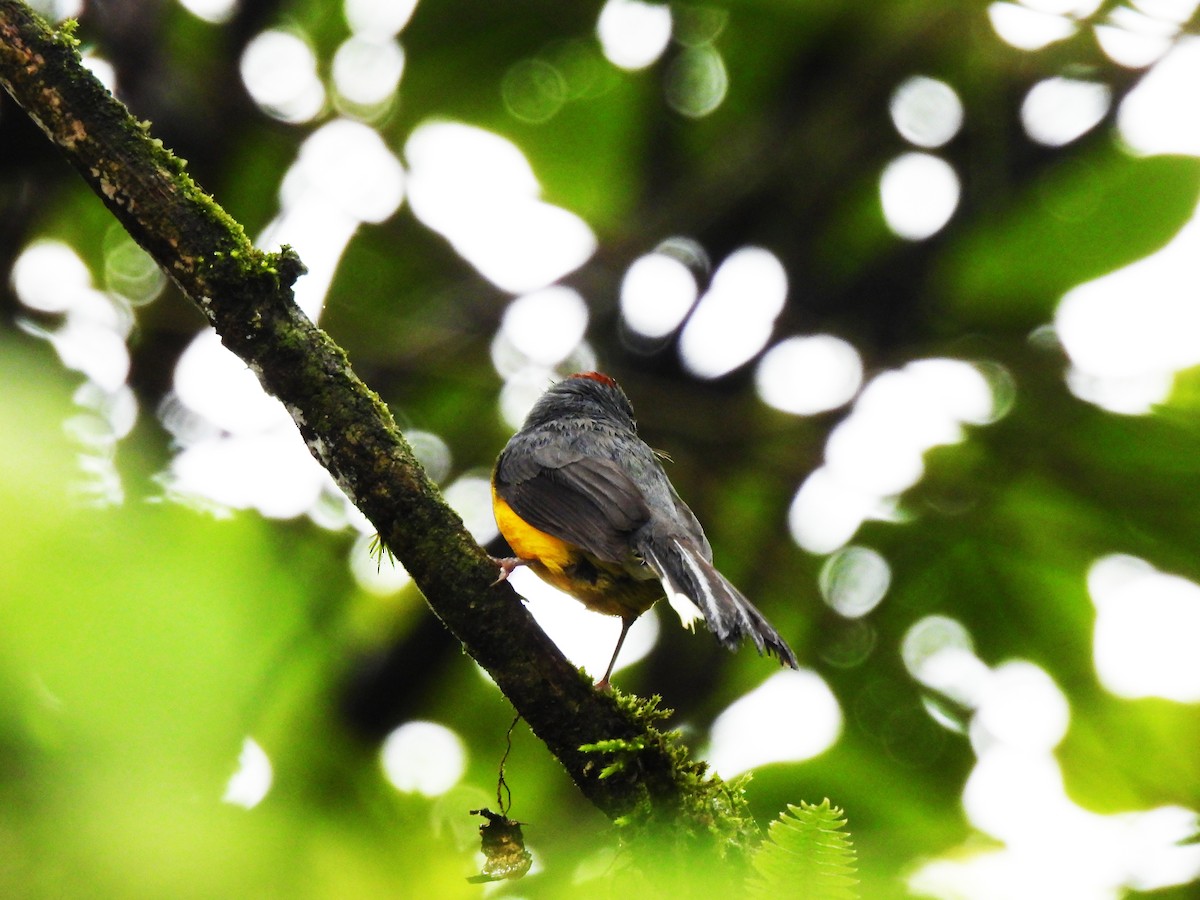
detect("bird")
(491, 371), (798, 689)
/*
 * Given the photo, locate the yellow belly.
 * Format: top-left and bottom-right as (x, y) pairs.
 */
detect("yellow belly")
(492, 488), (662, 619)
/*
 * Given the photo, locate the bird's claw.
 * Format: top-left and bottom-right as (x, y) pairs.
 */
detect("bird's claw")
(490, 556), (526, 587)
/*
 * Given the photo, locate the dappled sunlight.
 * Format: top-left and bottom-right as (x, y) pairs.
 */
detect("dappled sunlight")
(172, 329), (288, 434)
(502, 568), (658, 680)
(164, 327), (337, 518)
(754, 334), (863, 416)
(706, 670), (842, 777)
(789, 359), (1007, 553)
(381, 721), (467, 796)
(329, 0), (416, 115)
(678, 246), (788, 379)
(789, 468), (890, 557)
(405, 121), (597, 294)
(1088, 554), (1200, 702)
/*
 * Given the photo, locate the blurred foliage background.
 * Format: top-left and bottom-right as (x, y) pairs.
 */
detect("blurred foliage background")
(3, 0), (1200, 897)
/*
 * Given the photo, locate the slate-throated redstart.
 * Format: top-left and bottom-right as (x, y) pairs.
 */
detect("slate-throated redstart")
(492, 371), (798, 688)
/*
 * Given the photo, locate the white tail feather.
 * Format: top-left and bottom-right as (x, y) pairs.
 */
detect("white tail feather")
(663, 584), (703, 630)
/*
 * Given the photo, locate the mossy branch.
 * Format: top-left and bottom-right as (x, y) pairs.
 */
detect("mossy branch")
(0, 0), (757, 853)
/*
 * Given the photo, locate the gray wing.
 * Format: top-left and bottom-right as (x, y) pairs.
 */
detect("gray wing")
(495, 440), (651, 563)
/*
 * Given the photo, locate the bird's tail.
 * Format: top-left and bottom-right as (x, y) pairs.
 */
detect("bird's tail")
(640, 536), (798, 669)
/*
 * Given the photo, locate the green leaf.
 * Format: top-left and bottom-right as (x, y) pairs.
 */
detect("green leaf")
(749, 799), (858, 900)
(939, 150), (1200, 328)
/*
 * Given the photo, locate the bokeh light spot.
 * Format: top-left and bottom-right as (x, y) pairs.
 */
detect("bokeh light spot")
(1089, 554), (1200, 702)
(80, 54), (116, 94)
(443, 475), (499, 545)
(349, 531), (413, 596)
(880, 152), (960, 240)
(404, 429), (452, 484)
(500, 287), (589, 367)
(28, 0), (83, 20)
(344, 0), (419, 39)
(679, 246), (788, 379)
(104, 236), (166, 306)
(754, 334), (863, 415)
(381, 721), (466, 796)
(819, 546), (891, 618)
(596, 0), (672, 71)
(1119, 37), (1200, 156)
(664, 45), (728, 118)
(1095, 7), (1177, 69)
(972, 660), (1070, 752)
(987, 2), (1078, 51)
(707, 670), (842, 776)
(1021, 77), (1111, 146)
(223, 737), (273, 809)
(890, 75), (964, 149)
(788, 358), (1006, 551)
(12, 239), (92, 313)
(178, 0), (237, 24)
(405, 121), (596, 293)
(788, 468), (880, 555)
(507, 567), (658, 680)
(502, 58), (568, 123)
(240, 30), (325, 123)
(902, 614), (992, 712)
(332, 36), (405, 107)
(619, 251), (698, 339)
(1055, 211), (1200, 414)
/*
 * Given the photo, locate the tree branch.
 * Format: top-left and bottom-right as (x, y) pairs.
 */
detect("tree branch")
(0, 0), (748, 849)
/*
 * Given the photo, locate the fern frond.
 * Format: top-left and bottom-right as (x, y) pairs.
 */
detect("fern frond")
(749, 799), (858, 900)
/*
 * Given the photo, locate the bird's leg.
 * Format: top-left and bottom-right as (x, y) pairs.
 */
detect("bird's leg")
(489, 556), (529, 586)
(595, 616), (635, 691)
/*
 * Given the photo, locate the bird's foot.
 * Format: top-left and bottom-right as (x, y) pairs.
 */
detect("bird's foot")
(489, 556), (527, 586)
